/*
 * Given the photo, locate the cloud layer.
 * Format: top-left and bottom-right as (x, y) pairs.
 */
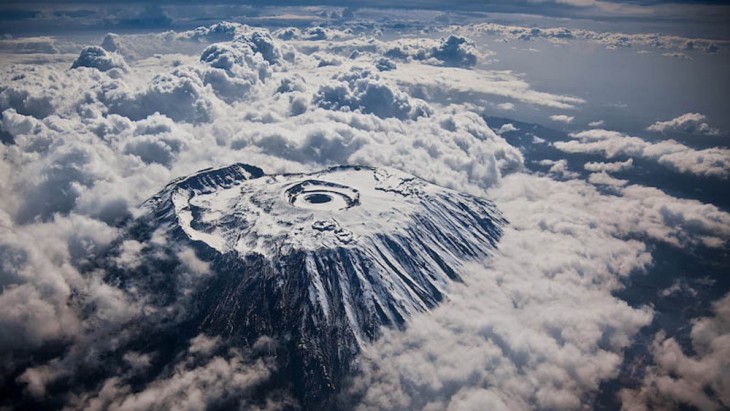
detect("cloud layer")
(0, 19), (728, 411)
(555, 129), (730, 178)
(620, 293), (730, 411)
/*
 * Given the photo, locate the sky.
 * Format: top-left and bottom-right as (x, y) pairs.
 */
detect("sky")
(0, 0), (729, 37)
(0, 2), (729, 410)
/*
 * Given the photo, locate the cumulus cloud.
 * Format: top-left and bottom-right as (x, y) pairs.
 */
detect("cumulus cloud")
(588, 120), (605, 127)
(313, 66), (429, 119)
(71, 46), (128, 73)
(584, 158), (633, 173)
(175, 21), (243, 43)
(536, 158), (579, 179)
(588, 172), (628, 187)
(496, 123), (518, 134)
(199, 40), (269, 104)
(555, 129), (730, 178)
(100, 33), (138, 60)
(382, 34), (480, 67)
(1, 79), (56, 119)
(11, 134), (120, 223)
(647, 113), (721, 136)
(123, 115), (187, 167)
(374, 57), (396, 72)
(550, 114), (574, 124)
(619, 293), (730, 411)
(0, 213), (122, 351)
(430, 35), (479, 67)
(103, 66), (217, 123)
(62, 334), (289, 411)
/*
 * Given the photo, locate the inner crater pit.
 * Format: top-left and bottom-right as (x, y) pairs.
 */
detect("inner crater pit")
(305, 193), (333, 204)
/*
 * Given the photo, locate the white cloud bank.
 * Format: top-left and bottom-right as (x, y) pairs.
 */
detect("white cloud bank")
(620, 293), (730, 411)
(555, 129), (730, 178)
(458, 22), (727, 53)
(57, 334), (290, 411)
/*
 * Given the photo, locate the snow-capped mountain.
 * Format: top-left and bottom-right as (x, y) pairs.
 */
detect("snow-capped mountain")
(127, 163), (505, 408)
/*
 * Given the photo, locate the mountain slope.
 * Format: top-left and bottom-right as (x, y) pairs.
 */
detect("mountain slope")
(121, 163), (506, 408)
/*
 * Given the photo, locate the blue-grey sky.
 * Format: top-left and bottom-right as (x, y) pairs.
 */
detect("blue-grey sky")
(0, 0), (729, 37)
